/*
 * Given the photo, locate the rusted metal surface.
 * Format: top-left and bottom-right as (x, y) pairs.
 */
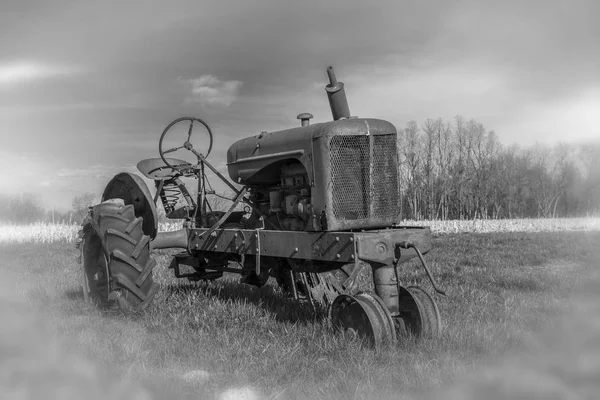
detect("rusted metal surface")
(330, 135), (370, 220)
(356, 226), (432, 266)
(188, 228), (357, 263)
(289, 270), (299, 301)
(328, 133), (399, 226)
(136, 157), (192, 180)
(299, 273), (316, 310)
(225, 118), (397, 232)
(158, 117), (214, 169)
(395, 285), (442, 339)
(371, 134), (399, 217)
(397, 241), (446, 296)
(325, 66), (351, 121)
(407, 286), (442, 338)
(369, 259), (442, 340)
(372, 264), (400, 316)
(297, 113), (313, 127)
(330, 291), (396, 347)
(152, 226), (433, 267)
(199, 188), (248, 239)
(101, 172), (158, 239)
(395, 286), (421, 336)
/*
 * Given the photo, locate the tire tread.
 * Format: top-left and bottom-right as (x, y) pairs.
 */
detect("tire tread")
(80, 199), (157, 313)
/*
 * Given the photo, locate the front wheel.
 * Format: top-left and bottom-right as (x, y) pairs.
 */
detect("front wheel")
(77, 199), (159, 312)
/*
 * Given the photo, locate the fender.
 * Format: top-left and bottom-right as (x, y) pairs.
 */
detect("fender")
(101, 172), (158, 239)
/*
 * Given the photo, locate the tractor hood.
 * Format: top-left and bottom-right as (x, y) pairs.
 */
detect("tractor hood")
(226, 117), (396, 186)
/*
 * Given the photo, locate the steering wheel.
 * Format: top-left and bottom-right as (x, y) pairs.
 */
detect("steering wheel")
(159, 117), (214, 170)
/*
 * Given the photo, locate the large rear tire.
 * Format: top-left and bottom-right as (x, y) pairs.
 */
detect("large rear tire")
(78, 199), (159, 312)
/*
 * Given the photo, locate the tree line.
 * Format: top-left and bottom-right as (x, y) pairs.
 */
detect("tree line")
(397, 116), (600, 220)
(0, 192), (99, 224)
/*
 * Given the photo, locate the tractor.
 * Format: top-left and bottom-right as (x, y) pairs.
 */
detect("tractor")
(77, 66), (445, 346)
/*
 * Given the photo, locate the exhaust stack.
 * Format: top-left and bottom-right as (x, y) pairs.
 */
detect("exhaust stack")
(325, 66), (351, 121)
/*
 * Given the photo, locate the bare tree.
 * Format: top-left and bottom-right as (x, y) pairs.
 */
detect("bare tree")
(451, 115), (469, 219)
(421, 119), (438, 219)
(399, 121), (424, 219)
(435, 119), (454, 219)
(395, 116), (597, 220)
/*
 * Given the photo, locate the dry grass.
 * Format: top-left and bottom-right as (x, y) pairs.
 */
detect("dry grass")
(0, 221), (79, 244)
(399, 217), (600, 235)
(1, 217), (598, 244)
(427, 266), (600, 400)
(0, 255), (153, 400)
(0, 220), (184, 244)
(1, 230), (598, 399)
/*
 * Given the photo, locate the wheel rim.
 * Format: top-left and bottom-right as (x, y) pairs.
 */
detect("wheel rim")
(396, 285), (441, 339)
(330, 292), (396, 347)
(362, 291), (397, 343)
(408, 286), (442, 338)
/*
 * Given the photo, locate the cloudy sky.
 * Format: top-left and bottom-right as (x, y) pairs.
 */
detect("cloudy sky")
(1, 0), (598, 211)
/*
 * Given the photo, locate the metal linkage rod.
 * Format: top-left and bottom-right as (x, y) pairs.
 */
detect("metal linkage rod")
(396, 241), (447, 296)
(198, 187), (248, 239)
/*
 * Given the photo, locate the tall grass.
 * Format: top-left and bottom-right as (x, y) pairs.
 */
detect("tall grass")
(1, 231), (598, 399)
(403, 217), (600, 235)
(0, 220), (184, 244)
(1, 217), (598, 244)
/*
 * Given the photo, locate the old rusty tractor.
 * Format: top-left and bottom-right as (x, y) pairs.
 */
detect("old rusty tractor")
(77, 66), (445, 346)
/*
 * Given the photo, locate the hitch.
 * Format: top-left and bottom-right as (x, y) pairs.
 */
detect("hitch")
(396, 241), (447, 296)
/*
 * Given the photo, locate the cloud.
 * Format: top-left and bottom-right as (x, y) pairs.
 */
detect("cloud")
(1, 156), (143, 210)
(179, 75), (243, 106)
(495, 86), (600, 145)
(1, 0), (598, 210)
(0, 61), (79, 86)
(55, 164), (134, 179)
(348, 63), (507, 116)
(0, 152), (47, 191)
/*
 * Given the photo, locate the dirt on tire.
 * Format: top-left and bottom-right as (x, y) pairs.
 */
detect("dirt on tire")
(78, 198), (158, 312)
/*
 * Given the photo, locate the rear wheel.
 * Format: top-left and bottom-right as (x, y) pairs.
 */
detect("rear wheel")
(78, 199), (159, 312)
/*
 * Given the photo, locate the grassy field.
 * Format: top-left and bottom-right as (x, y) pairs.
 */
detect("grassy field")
(1, 228), (599, 399)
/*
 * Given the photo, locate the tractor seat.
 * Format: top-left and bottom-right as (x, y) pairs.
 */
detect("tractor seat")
(136, 158), (192, 180)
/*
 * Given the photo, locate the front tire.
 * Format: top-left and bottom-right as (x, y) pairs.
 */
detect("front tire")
(78, 199), (158, 312)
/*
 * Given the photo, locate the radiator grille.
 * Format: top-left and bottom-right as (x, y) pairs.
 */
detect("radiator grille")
(372, 134), (399, 218)
(330, 135), (370, 220)
(330, 134), (398, 222)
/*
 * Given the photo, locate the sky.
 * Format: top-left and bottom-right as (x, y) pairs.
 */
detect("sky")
(1, 0), (599, 211)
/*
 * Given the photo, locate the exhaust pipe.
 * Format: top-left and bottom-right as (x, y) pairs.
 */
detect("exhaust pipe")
(325, 66), (351, 121)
